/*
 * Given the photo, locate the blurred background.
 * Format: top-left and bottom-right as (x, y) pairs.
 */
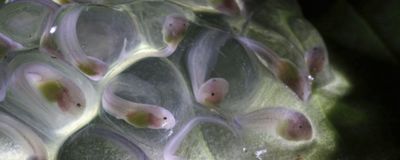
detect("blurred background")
(298, 0), (400, 159)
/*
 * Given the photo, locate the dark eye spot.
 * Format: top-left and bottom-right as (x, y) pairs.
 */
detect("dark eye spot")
(76, 103), (81, 107)
(51, 56), (56, 59)
(163, 117), (167, 120)
(211, 93), (215, 96)
(169, 23), (172, 26)
(299, 125), (303, 129)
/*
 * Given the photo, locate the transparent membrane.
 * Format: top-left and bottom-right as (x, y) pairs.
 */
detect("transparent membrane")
(58, 124), (148, 160)
(0, 0), (58, 48)
(2, 52), (99, 142)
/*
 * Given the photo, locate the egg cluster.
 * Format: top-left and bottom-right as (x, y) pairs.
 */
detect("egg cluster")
(0, 0), (338, 159)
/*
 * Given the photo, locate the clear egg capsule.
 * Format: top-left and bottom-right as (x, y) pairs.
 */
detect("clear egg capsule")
(0, 112), (48, 160)
(125, 1), (193, 53)
(234, 107), (313, 141)
(58, 125), (149, 160)
(237, 37), (311, 101)
(0, 0), (58, 48)
(40, 4), (140, 80)
(287, 17), (333, 86)
(164, 116), (244, 160)
(3, 52), (98, 139)
(187, 30), (231, 108)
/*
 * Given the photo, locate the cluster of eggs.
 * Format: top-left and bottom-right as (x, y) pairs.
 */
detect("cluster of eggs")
(1, 0), (337, 159)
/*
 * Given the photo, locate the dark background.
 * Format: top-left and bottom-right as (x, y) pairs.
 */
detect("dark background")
(298, 0), (400, 159)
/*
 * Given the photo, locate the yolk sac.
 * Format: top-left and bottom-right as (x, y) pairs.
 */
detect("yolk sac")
(162, 15), (189, 45)
(37, 79), (86, 114)
(0, 112), (48, 160)
(164, 116), (237, 160)
(196, 78), (229, 107)
(208, 0), (241, 16)
(102, 85), (176, 129)
(235, 107), (313, 141)
(76, 56), (108, 81)
(126, 111), (154, 128)
(305, 47), (327, 78)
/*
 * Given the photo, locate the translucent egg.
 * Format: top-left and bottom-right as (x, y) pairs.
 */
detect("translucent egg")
(40, 4), (140, 80)
(0, 0), (58, 48)
(2, 52), (99, 141)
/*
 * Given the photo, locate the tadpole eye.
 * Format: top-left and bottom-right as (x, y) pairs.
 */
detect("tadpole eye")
(299, 125), (303, 129)
(76, 103), (81, 107)
(211, 93), (215, 96)
(163, 117), (167, 120)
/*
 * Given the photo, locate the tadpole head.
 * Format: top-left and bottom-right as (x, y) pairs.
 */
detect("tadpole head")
(196, 78), (229, 108)
(162, 15), (189, 44)
(158, 108), (176, 129)
(277, 111), (312, 141)
(305, 47), (326, 77)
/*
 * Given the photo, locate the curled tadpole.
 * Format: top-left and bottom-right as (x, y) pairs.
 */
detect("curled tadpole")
(125, 1), (193, 55)
(237, 37), (311, 101)
(163, 116), (237, 160)
(102, 85), (176, 129)
(187, 30), (230, 108)
(41, 4), (140, 80)
(58, 125), (149, 160)
(160, 15), (189, 56)
(234, 107), (313, 141)
(0, 112), (48, 160)
(87, 127), (149, 160)
(15, 63), (86, 115)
